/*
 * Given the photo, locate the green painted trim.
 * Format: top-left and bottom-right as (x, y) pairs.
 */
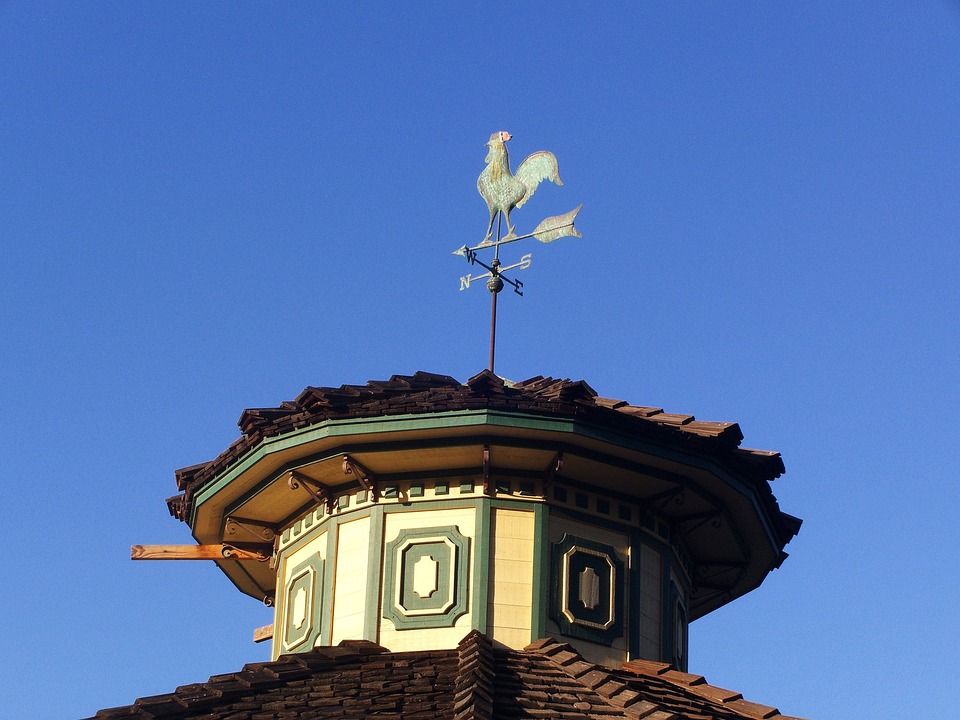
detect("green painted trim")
(550, 533), (625, 646)
(194, 405), (763, 514)
(281, 553), (324, 653)
(397, 542), (454, 611)
(628, 535), (643, 659)
(193, 409), (570, 515)
(472, 499), (491, 632)
(382, 498), (478, 514)
(660, 553), (673, 663)
(382, 526), (470, 629)
(364, 505), (384, 642)
(198, 409), (782, 569)
(193, 410), (572, 525)
(531, 502), (549, 640)
(488, 498), (540, 511)
(281, 497), (484, 552)
(319, 525), (336, 646)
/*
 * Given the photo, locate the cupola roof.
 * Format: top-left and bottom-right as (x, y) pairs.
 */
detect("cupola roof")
(168, 370), (798, 550)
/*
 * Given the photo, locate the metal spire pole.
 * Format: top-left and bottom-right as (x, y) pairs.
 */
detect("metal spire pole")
(487, 216), (504, 372)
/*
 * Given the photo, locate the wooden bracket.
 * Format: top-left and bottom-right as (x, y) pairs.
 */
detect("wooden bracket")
(131, 543), (272, 562)
(647, 485), (686, 512)
(674, 510), (723, 537)
(482, 445), (494, 496)
(225, 516), (277, 543)
(342, 454), (378, 501)
(288, 470), (336, 514)
(542, 451), (564, 494)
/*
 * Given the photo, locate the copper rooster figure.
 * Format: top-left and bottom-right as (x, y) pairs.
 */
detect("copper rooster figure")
(477, 131), (564, 243)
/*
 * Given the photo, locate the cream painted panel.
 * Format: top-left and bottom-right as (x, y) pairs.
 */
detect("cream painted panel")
(379, 612), (473, 652)
(383, 507), (476, 543)
(489, 557), (533, 585)
(488, 508), (534, 649)
(331, 517), (370, 645)
(639, 544), (662, 660)
(378, 507), (476, 652)
(490, 581), (533, 606)
(491, 603), (530, 628)
(490, 626), (531, 649)
(272, 529), (328, 660)
(283, 529), (328, 574)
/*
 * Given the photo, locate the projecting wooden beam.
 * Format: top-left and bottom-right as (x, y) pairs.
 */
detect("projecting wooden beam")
(131, 544), (271, 561)
(253, 624), (274, 643)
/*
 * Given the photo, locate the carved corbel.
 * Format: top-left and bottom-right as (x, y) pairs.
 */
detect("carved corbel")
(287, 470), (336, 514)
(542, 451), (564, 495)
(482, 445), (493, 496)
(225, 516), (278, 543)
(342, 454), (378, 502)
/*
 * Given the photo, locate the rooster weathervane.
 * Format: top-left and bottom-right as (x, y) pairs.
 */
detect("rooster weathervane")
(452, 131), (582, 373)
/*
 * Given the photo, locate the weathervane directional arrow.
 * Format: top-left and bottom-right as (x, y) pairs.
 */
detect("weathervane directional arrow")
(452, 131), (582, 373)
(459, 253), (532, 293)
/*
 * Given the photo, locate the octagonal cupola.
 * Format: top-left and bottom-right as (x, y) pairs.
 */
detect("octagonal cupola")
(159, 370), (800, 669)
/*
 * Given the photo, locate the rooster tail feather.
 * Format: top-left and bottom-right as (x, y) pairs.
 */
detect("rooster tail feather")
(515, 150), (562, 208)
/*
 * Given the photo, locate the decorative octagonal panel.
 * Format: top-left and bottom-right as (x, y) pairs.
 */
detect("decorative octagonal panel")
(550, 534), (624, 645)
(282, 553), (324, 652)
(383, 526), (470, 629)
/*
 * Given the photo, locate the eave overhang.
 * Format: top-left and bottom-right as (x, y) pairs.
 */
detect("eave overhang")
(175, 405), (799, 619)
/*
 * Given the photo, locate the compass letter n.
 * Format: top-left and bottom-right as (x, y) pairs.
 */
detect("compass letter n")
(460, 275), (471, 291)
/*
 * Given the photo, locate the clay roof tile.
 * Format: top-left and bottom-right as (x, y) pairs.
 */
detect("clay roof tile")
(170, 371), (793, 532)
(87, 634), (808, 720)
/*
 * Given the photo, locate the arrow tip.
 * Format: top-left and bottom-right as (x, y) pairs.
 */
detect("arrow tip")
(452, 245), (468, 256)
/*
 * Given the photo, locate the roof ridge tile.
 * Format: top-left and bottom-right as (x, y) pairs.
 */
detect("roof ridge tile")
(619, 656), (806, 720)
(524, 638), (652, 717)
(130, 694), (188, 717)
(452, 630), (495, 720)
(88, 634), (807, 720)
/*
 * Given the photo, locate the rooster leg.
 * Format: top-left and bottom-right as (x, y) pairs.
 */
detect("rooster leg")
(481, 211), (497, 245)
(502, 208), (517, 240)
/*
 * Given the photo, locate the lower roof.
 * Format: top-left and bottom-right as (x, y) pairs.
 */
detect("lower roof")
(88, 631), (804, 720)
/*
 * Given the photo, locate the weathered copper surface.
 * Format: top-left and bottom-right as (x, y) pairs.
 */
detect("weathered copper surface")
(476, 130), (579, 243)
(456, 132), (584, 370)
(532, 204), (582, 243)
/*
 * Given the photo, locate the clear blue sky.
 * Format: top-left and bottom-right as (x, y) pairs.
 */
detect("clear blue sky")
(1, 2), (958, 718)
